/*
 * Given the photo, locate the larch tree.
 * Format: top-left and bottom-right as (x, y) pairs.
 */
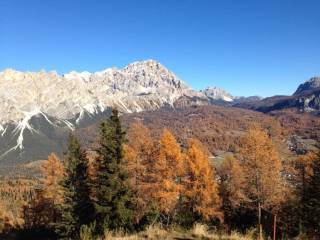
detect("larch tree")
(239, 127), (286, 240)
(151, 129), (184, 222)
(304, 151), (320, 237)
(296, 152), (316, 205)
(91, 109), (134, 233)
(217, 155), (246, 226)
(182, 139), (222, 224)
(41, 153), (65, 205)
(124, 122), (156, 223)
(23, 153), (65, 230)
(56, 133), (94, 239)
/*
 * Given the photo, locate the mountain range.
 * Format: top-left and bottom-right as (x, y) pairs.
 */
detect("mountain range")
(0, 59), (319, 168)
(234, 77), (320, 113)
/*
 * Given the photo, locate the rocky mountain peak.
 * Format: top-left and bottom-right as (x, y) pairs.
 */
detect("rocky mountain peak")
(0, 60), (195, 126)
(0, 60), (238, 162)
(201, 86), (234, 102)
(294, 76), (320, 95)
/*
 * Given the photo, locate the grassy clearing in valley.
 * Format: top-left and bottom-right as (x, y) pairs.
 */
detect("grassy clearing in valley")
(87, 224), (258, 240)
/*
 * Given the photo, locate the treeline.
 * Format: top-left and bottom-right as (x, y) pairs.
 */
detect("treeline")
(1, 109), (320, 239)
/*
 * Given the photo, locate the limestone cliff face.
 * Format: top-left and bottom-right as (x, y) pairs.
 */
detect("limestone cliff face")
(294, 77), (320, 95)
(0, 60), (235, 163)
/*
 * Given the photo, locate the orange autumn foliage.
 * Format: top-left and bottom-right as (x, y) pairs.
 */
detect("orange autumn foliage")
(296, 152), (317, 199)
(182, 139), (222, 221)
(124, 122), (157, 221)
(239, 128), (286, 211)
(0, 199), (12, 233)
(218, 155), (247, 209)
(151, 129), (185, 214)
(40, 153), (65, 204)
(126, 122), (155, 188)
(23, 153), (65, 228)
(297, 152), (316, 179)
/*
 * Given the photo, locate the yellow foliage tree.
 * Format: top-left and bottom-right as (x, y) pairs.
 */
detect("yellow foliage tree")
(124, 122), (157, 222)
(296, 152), (316, 200)
(151, 129), (184, 215)
(218, 155), (246, 209)
(239, 128), (286, 239)
(126, 122), (155, 188)
(182, 139), (222, 221)
(24, 153), (65, 227)
(41, 153), (65, 204)
(0, 199), (12, 234)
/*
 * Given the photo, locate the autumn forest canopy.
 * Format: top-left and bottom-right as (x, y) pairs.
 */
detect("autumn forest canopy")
(0, 109), (320, 240)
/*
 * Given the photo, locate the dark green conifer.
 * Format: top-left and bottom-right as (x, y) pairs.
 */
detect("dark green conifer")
(92, 108), (134, 233)
(56, 133), (94, 239)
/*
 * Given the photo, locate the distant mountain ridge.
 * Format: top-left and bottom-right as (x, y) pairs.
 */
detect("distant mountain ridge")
(0, 60), (235, 126)
(202, 87), (234, 102)
(234, 77), (320, 113)
(0, 60), (235, 163)
(294, 77), (320, 95)
(0, 59), (319, 166)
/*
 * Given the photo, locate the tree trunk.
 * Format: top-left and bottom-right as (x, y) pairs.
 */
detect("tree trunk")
(273, 213), (277, 240)
(258, 202), (263, 240)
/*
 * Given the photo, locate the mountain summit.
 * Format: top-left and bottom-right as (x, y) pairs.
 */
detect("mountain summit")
(0, 60), (235, 163)
(0, 60), (195, 126)
(0, 60), (234, 127)
(294, 77), (320, 95)
(202, 87), (234, 102)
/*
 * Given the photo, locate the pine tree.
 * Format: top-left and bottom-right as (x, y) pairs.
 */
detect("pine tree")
(304, 151), (320, 237)
(181, 139), (222, 224)
(92, 108), (134, 233)
(56, 133), (94, 239)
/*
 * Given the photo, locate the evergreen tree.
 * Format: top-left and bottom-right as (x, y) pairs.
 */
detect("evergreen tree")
(92, 108), (134, 233)
(304, 151), (320, 237)
(56, 133), (94, 239)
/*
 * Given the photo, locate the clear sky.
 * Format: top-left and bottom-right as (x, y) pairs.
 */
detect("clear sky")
(1, 0), (320, 97)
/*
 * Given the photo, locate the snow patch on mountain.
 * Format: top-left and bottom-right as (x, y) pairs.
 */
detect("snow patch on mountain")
(0, 106), (65, 158)
(0, 60), (195, 126)
(61, 120), (74, 131)
(0, 60), (237, 157)
(201, 87), (234, 102)
(1, 126), (8, 137)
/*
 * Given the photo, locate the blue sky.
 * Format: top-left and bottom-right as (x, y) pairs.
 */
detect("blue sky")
(1, 0), (320, 97)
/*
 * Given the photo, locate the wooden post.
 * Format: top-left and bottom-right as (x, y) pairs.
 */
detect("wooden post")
(259, 202), (262, 240)
(273, 213), (277, 240)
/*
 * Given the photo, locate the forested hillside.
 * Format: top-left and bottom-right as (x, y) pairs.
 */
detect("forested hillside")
(1, 109), (320, 239)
